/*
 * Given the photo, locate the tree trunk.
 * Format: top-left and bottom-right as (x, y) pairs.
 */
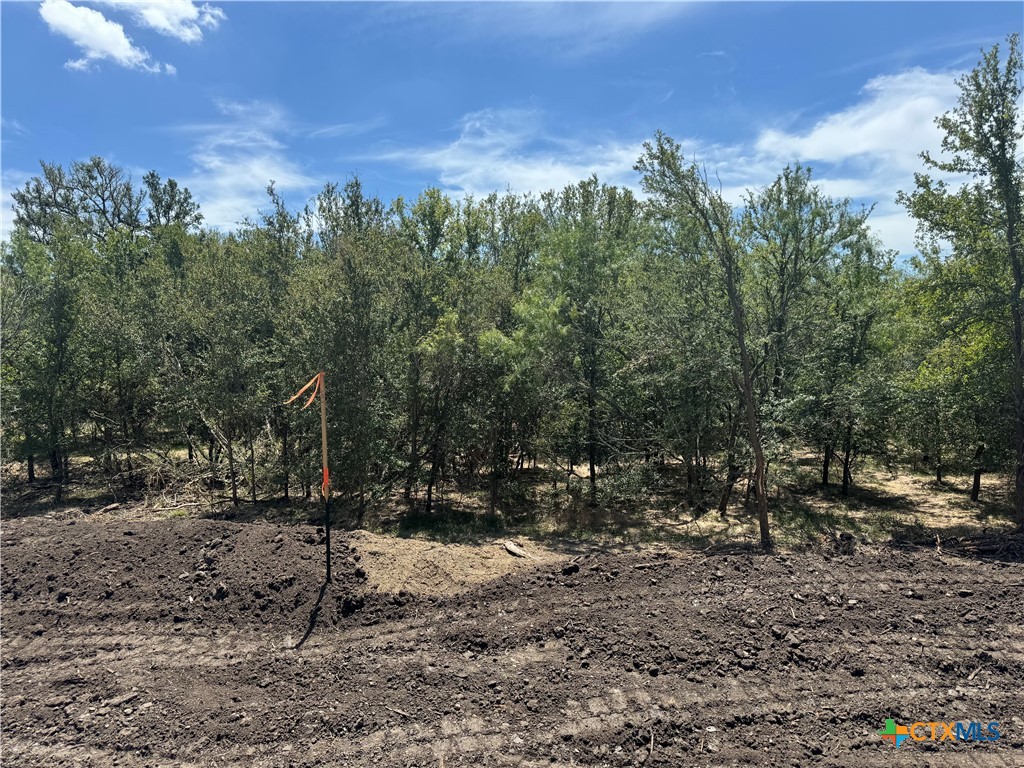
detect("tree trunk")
(226, 439), (238, 506)
(248, 432), (257, 505)
(489, 429), (501, 514)
(27, 454), (35, 483)
(405, 358), (421, 501)
(281, 422), (290, 501)
(587, 355), (598, 507)
(734, 305), (770, 548)
(489, 471), (499, 515)
(50, 447), (63, 502)
(841, 423), (853, 496)
(716, 240), (769, 546)
(207, 437), (217, 500)
(718, 404), (741, 516)
(426, 444), (441, 515)
(971, 468), (982, 502)
(822, 444), (832, 487)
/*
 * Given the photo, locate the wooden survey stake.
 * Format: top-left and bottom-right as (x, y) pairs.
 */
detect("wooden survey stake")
(285, 371), (332, 582)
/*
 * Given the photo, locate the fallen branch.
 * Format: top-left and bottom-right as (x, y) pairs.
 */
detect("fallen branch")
(503, 541), (537, 560)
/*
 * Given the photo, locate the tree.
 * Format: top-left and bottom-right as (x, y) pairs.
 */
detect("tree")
(898, 34), (1024, 526)
(12, 157), (144, 244)
(530, 177), (641, 505)
(1, 228), (96, 499)
(636, 132), (772, 550)
(143, 171), (203, 231)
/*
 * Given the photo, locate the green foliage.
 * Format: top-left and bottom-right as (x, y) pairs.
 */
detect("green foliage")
(4, 42), (1020, 535)
(898, 34), (1022, 518)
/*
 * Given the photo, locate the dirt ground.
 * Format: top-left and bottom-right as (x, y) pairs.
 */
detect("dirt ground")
(2, 511), (1023, 767)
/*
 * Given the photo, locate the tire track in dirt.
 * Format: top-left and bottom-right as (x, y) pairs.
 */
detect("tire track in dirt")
(3, 517), (1023, 766)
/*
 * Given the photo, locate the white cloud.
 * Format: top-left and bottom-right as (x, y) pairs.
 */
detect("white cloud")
(39, 0), (167, 73)
(755, 69), (958, 168)
(98, 1), (226, 44)
(181, 100), (318, 229)
(374, 108), (644, 199)
(748, 68), (973, 254)
(372, 64), (985, 255)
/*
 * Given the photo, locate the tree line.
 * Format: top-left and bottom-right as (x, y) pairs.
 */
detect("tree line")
(2, 37), (1021, 542)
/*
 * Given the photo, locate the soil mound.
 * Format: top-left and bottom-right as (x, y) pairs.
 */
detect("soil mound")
(1, 517), (400, 635)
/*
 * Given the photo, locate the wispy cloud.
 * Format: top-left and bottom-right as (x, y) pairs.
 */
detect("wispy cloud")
(39, 0), (171, 73)
(373, 108), (644, 198)
(471, 3), (692, 56)
(98, 1), (226, 44)
(181, 100), (318, 229)
(361, 3), (693, 58)
(833, 34), (1007, 76)
(308, 117), (387, 140)
(372, 64), (985, 254)
(1, 118), (28, 139)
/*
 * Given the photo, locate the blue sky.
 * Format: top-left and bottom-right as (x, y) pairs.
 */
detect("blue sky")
(2, 2), (1021, 254)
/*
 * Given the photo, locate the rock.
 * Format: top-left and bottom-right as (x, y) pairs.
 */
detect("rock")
(561, 563), (580, 576)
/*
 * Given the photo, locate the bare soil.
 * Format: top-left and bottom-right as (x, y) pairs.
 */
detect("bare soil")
(2, 513), (1023, 767)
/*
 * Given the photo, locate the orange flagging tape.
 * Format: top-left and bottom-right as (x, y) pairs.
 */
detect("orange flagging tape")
(284, 372), (321, 409)
(321, 467), (330, 498)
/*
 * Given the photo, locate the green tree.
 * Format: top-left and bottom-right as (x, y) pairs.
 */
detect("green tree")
(898, 34), (1024, 526)
(637, 132), (772, 549)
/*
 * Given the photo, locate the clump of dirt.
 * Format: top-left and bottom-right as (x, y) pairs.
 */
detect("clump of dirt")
(3, 516), (1023, 767)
